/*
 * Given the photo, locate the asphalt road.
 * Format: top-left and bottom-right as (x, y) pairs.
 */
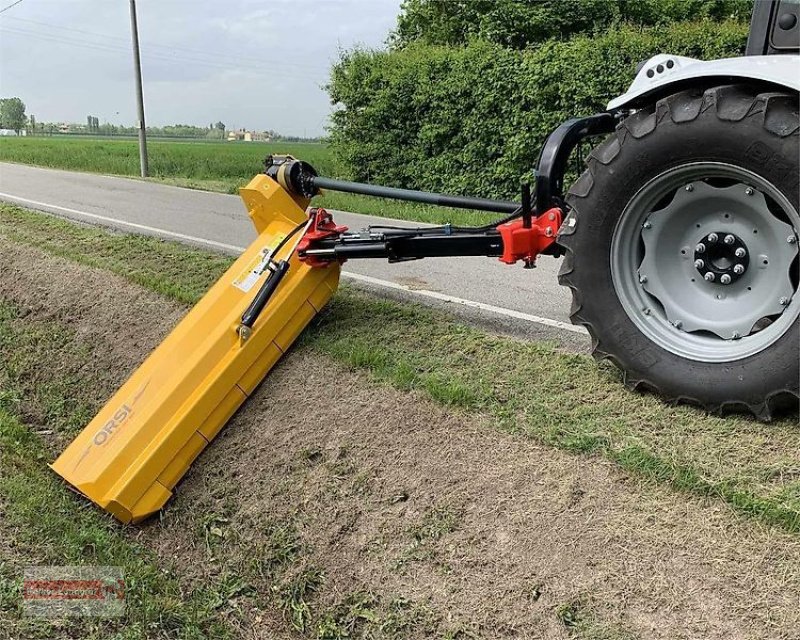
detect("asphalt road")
(0, 162), (588, 348)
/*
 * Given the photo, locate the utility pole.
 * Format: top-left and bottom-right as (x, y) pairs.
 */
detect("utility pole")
(129, 0), (148, 177)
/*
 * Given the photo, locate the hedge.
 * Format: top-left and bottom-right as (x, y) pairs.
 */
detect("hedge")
(327, 20), (748, 199)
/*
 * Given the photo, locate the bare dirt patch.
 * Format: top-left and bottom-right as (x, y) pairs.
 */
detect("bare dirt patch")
(2, 238), (799, 639)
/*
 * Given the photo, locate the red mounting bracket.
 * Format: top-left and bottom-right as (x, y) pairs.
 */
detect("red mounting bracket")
(496, 207), (563, 266)
(297, 208), (348, 268)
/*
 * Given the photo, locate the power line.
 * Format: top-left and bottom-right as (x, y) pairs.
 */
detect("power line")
(0, 0), (24, 15)
(0, 26), (327, 82)
(1, 15), (329, 73)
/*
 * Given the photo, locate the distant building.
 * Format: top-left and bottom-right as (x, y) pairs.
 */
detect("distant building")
(227, 128), (269, 142)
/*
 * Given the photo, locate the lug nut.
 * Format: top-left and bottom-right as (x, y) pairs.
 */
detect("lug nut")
(707, 233), (718, 243)
(733, 264), (745, 275)
(695, 243), (706, 254)
(720, 274), (732, 285)
(694, 259), (705, 269)
(685, 184), (694, 192)
(734, 247), (746, 258)
(780, 297), (790, 306)
(745, 187), (754, 196)
(704, 272), (716, 282)
(723, 234), (735, 245)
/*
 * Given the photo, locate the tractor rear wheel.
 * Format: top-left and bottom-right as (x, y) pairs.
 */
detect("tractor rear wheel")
(557, 85), (799, 419)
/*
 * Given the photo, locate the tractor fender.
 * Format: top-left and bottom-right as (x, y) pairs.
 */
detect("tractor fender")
(607, 54), (800, 110)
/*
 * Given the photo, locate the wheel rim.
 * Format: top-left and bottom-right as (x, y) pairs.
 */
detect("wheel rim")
(611, 162), (799, 363)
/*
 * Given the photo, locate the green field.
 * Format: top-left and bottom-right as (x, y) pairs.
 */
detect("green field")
(0, 136), (497, 226)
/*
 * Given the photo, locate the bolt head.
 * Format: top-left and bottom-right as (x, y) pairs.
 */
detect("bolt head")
(780, 296), (790, 306)
(695, 243), (706, 254)
(732, 332), (741, 340)
(720, 274), (732, 285)
(704, 272), (716, 282)
(694, 259), (705, 269)
(707, 233), (718, 243)
(639, 275), (648, 284)
(545, 227), (554, 237)
(673, 321), (683, 330)
(723, 234), (735, 245)
(548, 212), (556, 221)
(685, 184), (694, 192)
(734, 247), (746, 258)
(733, 264), (745, 275)
(643, 221), (652, 229)
(643, 308), (651, 316)
(745, 187), (754, 196)
(789, 235), (797, 244)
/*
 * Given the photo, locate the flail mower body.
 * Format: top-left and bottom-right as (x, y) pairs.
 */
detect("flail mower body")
(51, 175), (341, 523)
(52, 0), (799, 522)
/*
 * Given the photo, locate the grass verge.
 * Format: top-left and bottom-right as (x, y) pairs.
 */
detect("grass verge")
(1, 202), (798, 539)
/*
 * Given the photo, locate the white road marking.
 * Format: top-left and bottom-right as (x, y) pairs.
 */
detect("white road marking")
(341, 272), (586, 334)
(0, 191), (587, 336)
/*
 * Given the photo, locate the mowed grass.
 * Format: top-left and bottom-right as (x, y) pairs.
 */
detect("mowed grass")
(0, 136), (498, 227)
(1, 203), (798, 535)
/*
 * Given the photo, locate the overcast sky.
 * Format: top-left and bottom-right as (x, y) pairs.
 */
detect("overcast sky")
(0, 0), (401, 136)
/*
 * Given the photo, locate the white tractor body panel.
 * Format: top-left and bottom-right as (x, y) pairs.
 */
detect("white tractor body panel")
(608, 54), (800, 110)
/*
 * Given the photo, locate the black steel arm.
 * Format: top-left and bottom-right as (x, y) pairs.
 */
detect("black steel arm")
(534, 112), (616, 214)
(312, 176), (519, 214)
(302, 228), (503, 263)
(268, 112), (618, 265)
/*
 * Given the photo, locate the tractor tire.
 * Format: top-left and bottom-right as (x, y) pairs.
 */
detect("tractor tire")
(557, 84), (799, 420)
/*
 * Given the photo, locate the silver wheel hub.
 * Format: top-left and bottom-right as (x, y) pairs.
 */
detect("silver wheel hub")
(612, 163), (799, 362)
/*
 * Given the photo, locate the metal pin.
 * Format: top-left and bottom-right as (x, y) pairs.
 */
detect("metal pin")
(695, 243), (706, 254)
(745, 187), (754, 196)
(704, 272), (715, 282)
(723, 234), (735, 245)
(694, 259), (705, 269)
(734, 247), (746, 258)
(639, 275), (648, 284)
(643, 221), (652, 229)
(685, 184), (694, 192)
(720, 274), (731, 284)
(732, 332), (741, 339)
(707, 233), (718, 243)
(733, 264), (745, 274)
(789, 235), (797, 245)
(780, 297), (790, 305)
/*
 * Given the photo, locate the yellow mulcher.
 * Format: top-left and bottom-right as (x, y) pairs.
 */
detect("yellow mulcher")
(53, 1), (800, 522)
(51, 163), (344, 523)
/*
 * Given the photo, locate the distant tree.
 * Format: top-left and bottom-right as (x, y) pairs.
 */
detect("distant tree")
(215, 121), (225, 132)
(0, 97), (27, 134)
(29, 114), (35, 132)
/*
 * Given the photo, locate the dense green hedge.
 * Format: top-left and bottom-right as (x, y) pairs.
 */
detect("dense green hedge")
(328, 20), (748, 199)
(392, 0), (752, 49)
